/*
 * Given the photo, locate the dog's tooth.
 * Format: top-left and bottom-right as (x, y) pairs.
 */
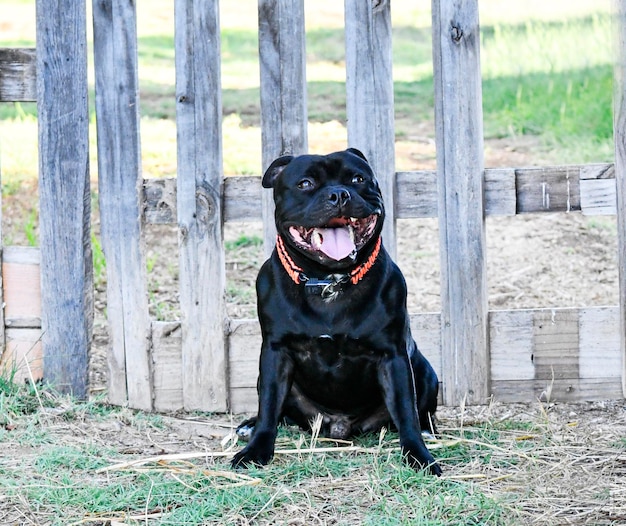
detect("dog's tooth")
(312, 229), (322, 249)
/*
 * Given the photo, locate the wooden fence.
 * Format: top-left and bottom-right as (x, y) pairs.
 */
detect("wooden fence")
(0, 0), (624, 412)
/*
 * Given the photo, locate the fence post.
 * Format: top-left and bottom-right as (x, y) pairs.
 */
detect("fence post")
(36, 0), (92, 398)
(258, 0), (308, 255)
(345, 0), (396, 256)
(614, 0), (626, 398)
(175, 0), (227, 411)
(431, 0), (490, 405)
(92, 0), (152, 410)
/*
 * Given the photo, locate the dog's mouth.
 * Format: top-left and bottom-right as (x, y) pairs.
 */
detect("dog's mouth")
(288, 214), (379, 262)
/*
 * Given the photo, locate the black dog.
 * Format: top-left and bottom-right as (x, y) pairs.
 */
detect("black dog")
(232, 149), (441, 476)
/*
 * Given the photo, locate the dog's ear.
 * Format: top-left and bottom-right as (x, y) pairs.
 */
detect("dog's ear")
(346, 148), (368, 163)
(262, 155), (294, 188)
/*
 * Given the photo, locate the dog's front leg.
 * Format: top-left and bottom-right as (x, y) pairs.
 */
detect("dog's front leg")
(232, 344), (293, 468)
(378, 354), (442, 476)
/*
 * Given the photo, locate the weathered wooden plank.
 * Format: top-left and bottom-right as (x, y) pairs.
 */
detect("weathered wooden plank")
(580, 164), (616, 215)
(432, 0), (489, 405)
(395, 171), (437, 219)
(345, 0), (396, 255)
(175, 0), (227, 411)
(0, 328), (43, 384)
(2, 246), (41, 328)
(491, 307), (620, 385)
(142, 165), (619, 225)
(614, 0), (626, 397)
(37, 0), (92, 398)
(92, 0), (152, 409)
(409, 312), (442, 376)
(223, 176), (263, 223)
(532, 310), (580, 381)
(492, 378), (624, 404)
(579, 307), (621, 378)
(491, 307), (621, 402)
(223, 319), (260, 413)
(228, 319), (261, 397)
(0, 48), (36, 102)
(152, 321), (183, 412)
(490, 310), (535, 381)
(516, 165), (581, 213)
(230, 388), (258, 415)
(485, 168), (516, 216)
(150, 306), (621, 413)
(258, 0), (308, 255)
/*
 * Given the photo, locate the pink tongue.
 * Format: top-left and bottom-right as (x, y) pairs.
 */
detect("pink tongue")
(313, 227), (355, 260)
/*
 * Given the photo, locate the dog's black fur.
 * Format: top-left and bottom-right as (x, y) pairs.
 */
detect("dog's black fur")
(232, 149), (441, 475)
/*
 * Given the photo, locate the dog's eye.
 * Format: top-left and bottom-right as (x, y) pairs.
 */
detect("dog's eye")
(297, 179), (314, 190)
(351, 174), (365, 184)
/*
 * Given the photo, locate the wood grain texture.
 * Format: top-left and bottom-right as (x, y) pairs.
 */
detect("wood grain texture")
(175, 0), (227, 411)
(492, 378), (623, 403)
(580, 164), (616, 215)
(532, 310), (579, 381)
(143, 165), (617, 226)
(1, 328), (43, 384)
(37, 0), (92, 398)
(614, 0), (626, 397)
(0, 48), (36, 102)
(345, 0), (396, 256)
(258, 0), (308, 255)
(152, 322), (183, 412)
(92, 0), (152, 409)
(147, 306), (621, 413)
(2, 246), (41, 328)
(579, 307), (621, 378)
(432, 0), (489, 405)
(516, 166), (580, 213)
(489, 310), (535, 381)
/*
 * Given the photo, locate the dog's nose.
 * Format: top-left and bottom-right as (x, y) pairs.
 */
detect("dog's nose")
(328, 188), (351, 207)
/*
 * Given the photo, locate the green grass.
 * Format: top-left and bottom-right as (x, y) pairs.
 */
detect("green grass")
(0, 382), (519, 525)
(3, 371), (624, 524)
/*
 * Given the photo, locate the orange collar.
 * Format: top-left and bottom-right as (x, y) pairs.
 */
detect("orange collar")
(276, 235), (381, 287)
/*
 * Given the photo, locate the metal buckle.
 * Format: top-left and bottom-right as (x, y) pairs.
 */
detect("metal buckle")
(304, 278), (335, 297)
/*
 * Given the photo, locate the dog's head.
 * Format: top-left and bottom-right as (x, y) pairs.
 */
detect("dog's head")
(263, 148), (384, 270)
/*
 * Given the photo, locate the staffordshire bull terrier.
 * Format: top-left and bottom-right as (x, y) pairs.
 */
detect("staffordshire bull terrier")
(232, 148), (441, 475)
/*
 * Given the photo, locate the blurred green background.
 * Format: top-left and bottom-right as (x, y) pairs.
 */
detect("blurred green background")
(0, 0), (614, 186)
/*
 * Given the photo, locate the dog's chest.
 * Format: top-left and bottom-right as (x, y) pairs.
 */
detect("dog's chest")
(287, 333), (380, 369)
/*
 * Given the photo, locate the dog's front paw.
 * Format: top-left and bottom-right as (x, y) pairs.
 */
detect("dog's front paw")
(402, 442), (442, 476)
(231, 432), (275, 468)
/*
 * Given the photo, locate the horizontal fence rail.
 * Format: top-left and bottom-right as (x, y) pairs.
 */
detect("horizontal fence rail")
(143, 163), (617, 225)
(149, 306), (622, 413)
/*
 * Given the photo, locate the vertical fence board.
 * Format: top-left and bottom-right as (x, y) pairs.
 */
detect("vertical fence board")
(615, 0), (626, 397)
(258, 0), (308, 254)
(345, 0), (396, 255)
(36, 0), (92, 398)
(432, 0), (489, 405)
(92, 0), (152, 409)
(175, 0), (227, 411)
